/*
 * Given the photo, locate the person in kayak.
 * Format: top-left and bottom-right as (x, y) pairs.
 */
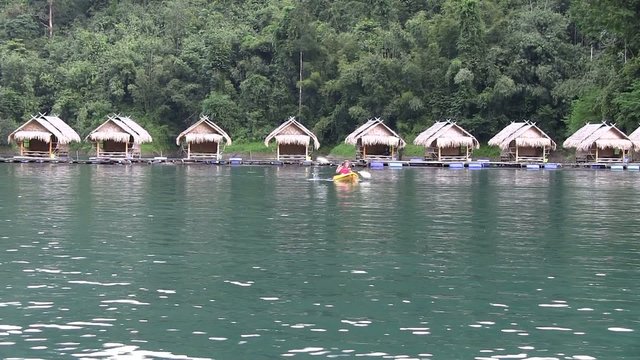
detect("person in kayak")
(336, 160), (353, 174)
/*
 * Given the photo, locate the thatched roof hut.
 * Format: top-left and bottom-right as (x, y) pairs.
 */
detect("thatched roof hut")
(563, 123), (632, 162)
(8, 113), (80, 158)
(345, 118), (406, 160)
(413, 120), (479, 161)
(488, 121), (556, 162)
(176, 116), (231, 161)
(626, 125), (640, 151)
(85, 115), (152, 158)
(264, 117), (319, 161)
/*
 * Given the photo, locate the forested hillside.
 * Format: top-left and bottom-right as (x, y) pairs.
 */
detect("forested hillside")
(0, 0), (638, 151)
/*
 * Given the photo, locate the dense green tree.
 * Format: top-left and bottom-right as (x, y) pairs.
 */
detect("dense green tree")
(0, 0), (633, 150)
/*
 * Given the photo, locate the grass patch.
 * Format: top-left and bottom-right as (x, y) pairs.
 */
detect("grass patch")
(328, 143), (426, 159)
(472, 145), (500, 159)
(328, 143), (356, 157)
(224, 141), (275, 155)
(402, 144), (425, 158)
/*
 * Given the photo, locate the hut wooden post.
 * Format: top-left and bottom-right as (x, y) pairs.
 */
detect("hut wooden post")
(125, 142), (128, 158)
(305, 143), (308, 160)
(96, 142), (100, 157)
(543, 145), (546, 162)
(596, 147), (599, 162)
(438, 147), (442, 162)
(49, 139), (53, 157)
(466, 145), (469, 161)
(19, 141), (24, 156)
(187, 142), (191, 159)
(277, 144), (280, 161)
(515, 146), (519, 162)
(363, 145), (366, 159)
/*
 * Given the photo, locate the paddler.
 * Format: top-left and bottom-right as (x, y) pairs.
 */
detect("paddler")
(336, 160), (353, 174)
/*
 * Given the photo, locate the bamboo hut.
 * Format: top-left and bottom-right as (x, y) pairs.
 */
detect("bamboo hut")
(628, 125), (640, 155)
(176, 116), (231, 160)
(563, 123), (633, 163)
(488, 121), (556, 162)
(7, 113), (81, 158)
(345, 118), (406, 160)
(264, 117), (320, 161)
(85, 115), (152, 159)
(413, 120), (479, 161)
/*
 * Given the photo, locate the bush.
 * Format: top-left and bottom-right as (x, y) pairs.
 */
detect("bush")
(224, 141), (275, 155)
(328, 143), (356, 157)
(473, 145), (500, 159)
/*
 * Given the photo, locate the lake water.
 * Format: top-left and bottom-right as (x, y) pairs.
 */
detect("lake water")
(0, 164), (638, 359)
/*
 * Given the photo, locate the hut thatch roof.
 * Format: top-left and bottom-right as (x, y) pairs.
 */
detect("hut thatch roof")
(563, 123), (632, 151)
(413, 120), (479, 149)
(86, 115), (152, 144)
(8, 113), (81, 144)
(488, 121), (556, 150)
(625, 125), (640, 150)
(264, 117), (320, 149)
(345, 118), (406, 148)
(176, 116), (232, 146)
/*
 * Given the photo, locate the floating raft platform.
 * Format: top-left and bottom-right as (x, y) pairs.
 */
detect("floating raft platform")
(363, 160), (640, 170)
(1, 155), (640, 171)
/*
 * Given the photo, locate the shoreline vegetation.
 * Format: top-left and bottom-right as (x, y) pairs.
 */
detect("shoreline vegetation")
(0, 1), (638, 157)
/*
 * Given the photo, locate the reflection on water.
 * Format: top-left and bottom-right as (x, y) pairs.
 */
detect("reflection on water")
(0, 165), (639, 359)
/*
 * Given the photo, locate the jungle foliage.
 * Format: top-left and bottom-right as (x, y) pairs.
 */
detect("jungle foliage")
(0, 0), (638, 151)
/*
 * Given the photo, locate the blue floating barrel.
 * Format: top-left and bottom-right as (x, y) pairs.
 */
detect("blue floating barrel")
(469, 162), (483, 169)
(229, 157), (243, 165)
(611, 164), (624, 171)
(545, 163), (559, 169)
(627, 164), (640, 171)
(388, 161), (403, 168)
(526, 164), (540, 170)
(449, 162), (464, 169)
(369, 161), (384, 169)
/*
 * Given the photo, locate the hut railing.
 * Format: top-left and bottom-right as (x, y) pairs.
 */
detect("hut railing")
(20, 150), (51, 158)
(189, 152), (221, 160)
(278, 154), (307, 161)
(516, 155), (546, 162)
(424, 147), (438, 160)
(364, 155), (394, 161)
(576, 150), (596, 163)
(97, 151), (129, 158)
(440, 155), (469, 161)
(500, 147), (516, 161)
(596, 157), (625, 163)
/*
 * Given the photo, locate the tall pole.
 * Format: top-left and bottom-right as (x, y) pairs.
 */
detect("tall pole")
(48, 0), (53, 38)
(298, 51), (303, 117)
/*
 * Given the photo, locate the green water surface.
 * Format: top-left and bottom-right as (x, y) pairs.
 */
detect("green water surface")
(0, 164), (638, 359)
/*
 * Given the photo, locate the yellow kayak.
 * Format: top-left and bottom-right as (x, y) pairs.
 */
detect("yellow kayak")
(333, 172), (359, 183)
